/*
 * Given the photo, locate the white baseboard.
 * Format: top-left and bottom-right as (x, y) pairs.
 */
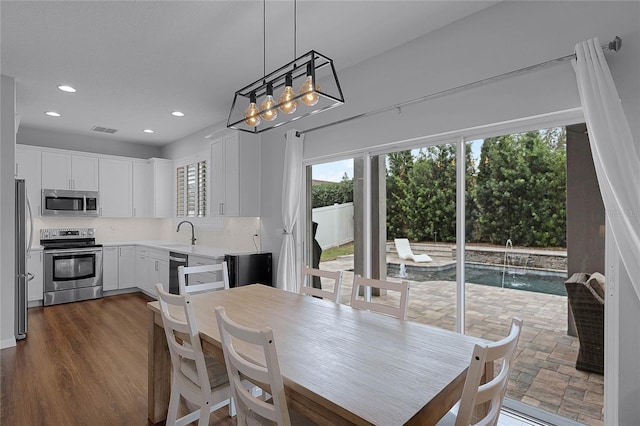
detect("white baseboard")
(1, 337), (17, 349)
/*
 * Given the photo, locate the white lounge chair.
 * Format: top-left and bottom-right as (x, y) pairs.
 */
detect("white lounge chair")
(394, 238), (433, 263)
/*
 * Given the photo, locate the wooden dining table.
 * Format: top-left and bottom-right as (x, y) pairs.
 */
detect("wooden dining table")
(147, 284), (491, 425)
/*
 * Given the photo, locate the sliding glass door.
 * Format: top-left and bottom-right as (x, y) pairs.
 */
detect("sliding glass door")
(302, 124), (603, 424)
(303, 158), (362, 304)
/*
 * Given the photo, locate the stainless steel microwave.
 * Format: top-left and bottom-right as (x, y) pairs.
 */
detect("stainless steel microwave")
(42, 189), (99, 216)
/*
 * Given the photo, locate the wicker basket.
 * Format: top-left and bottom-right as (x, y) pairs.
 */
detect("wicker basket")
(565, 273), (604, 375)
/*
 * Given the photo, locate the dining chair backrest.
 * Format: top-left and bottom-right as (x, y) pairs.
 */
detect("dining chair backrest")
(454, 317), (523, 426)
(350, 275), (410, 320)
(178, 261), (230, 295)
(300, 266), (343, 302)
(215, 306), (291, 426)
(156, 283), (232, 425)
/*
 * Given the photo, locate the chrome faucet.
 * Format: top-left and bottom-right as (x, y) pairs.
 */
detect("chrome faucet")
(176, 220), (196, 245)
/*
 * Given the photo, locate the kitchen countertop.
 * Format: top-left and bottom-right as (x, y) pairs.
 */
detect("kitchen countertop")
(101, 240), (255, 259)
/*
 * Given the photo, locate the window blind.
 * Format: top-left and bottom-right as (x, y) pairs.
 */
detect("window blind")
(176, 160), (206, 217)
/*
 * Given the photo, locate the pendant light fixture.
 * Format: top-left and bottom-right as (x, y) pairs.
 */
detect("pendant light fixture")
(227, 0), (344, 134)
(244, 92), (261, 127)
(260, 82), (278, 121)
(299, 62), (320, 107)
(278, 73), (298, 114)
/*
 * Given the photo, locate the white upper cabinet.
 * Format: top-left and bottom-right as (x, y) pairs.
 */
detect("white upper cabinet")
(210, 132), (260, 217)
(133, 161), (153, 217)
(133, 158), (173, 218)
(151, 158), (173, 218)
(22, 147), (171, 218)
(15, 146), (42, 217)
(42, 151), (98, 191)
(99, 158), (132, 217)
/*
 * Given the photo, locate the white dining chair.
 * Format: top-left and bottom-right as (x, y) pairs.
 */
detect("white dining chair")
(300, 266), (343, 302)
(438, 317), (524, 426)
(155, 283), (233, 426)
(350, 275), (410, 320)
(215, 307), (313, 426)
(178, 261), (230, 295)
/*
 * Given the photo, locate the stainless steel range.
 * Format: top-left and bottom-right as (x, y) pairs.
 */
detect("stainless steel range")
(41, 228), (103, 306)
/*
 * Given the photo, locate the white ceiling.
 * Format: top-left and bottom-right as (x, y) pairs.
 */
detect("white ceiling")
(1, 1), (498, 146)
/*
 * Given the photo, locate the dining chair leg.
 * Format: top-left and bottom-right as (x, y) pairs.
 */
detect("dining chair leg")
(229, 396), (236, 417)
(197, 402), (209, 426)
(166, 381), (180, 425)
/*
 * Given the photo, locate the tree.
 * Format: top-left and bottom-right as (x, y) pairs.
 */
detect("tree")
(386, 151), (413, 239)
(402, 146), (458, 242)
(311, 173), (354, 208)
(474, 130), (566, 247)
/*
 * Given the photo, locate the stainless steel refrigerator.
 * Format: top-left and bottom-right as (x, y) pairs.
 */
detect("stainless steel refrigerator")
(15, 179), (34, 340)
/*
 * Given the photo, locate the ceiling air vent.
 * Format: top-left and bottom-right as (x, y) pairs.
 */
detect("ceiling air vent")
(90, 125), (118, 134)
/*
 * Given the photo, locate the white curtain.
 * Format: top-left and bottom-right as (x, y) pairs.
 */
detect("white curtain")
(277, 129), (304, 293)
(573, 38), (640, 299)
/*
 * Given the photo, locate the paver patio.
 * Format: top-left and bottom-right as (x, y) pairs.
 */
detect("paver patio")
(319, 253), (604, 425)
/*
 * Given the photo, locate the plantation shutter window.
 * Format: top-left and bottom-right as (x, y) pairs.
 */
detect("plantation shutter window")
(176, 160), (207, 217)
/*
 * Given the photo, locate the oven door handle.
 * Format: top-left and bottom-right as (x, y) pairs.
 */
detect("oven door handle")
(45, 248), (102, 255)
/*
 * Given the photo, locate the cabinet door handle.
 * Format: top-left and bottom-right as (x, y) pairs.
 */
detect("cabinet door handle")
(15, 163), (18, 177)
(219, 203), (224, 215)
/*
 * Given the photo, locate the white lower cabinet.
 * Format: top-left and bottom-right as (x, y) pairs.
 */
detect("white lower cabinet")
(118, 246), (136, 289)
(103, 247), (119, 291)
(27, 249), (43, 302)
(148, 249), (169, 294)
(103, 245), (137, 291)
(136, 247), (149, 294)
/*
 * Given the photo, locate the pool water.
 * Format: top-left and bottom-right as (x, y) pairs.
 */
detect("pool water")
(388, 264), (567, 296)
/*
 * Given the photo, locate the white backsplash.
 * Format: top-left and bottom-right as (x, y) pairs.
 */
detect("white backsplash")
(32, 216), (261, 253)
(179, 217), (261, 252)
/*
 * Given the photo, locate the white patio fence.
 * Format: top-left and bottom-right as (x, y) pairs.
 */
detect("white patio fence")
(312, 202), (354, 250)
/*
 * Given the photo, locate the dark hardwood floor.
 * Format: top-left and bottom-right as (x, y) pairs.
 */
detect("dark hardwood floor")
(1, 292), (235, 425)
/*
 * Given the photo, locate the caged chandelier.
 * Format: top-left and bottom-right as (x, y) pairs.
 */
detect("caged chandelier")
(227, 1), (344, 134)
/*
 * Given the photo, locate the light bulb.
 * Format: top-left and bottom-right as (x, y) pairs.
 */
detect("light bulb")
(244, 92), (261, 127)
(278, 73), (298, 114)
(299, 63), (320, 107)
(260, 83), (278, 121)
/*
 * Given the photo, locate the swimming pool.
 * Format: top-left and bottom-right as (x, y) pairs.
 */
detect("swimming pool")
(387, 264), (567, 296)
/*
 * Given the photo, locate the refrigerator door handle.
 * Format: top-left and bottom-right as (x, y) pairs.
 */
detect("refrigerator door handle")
(26, 194), (33, 255)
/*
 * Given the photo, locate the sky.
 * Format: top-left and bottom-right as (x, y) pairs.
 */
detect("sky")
(311, 141), (484, 182)
(312, 159), (353, 182)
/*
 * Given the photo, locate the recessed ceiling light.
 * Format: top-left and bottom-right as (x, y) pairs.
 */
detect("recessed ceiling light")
(143, 129), (154, 133)
(57, 85), (76, 93)
(45, 111), (61, 117)
(171, 111), (185, 117)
